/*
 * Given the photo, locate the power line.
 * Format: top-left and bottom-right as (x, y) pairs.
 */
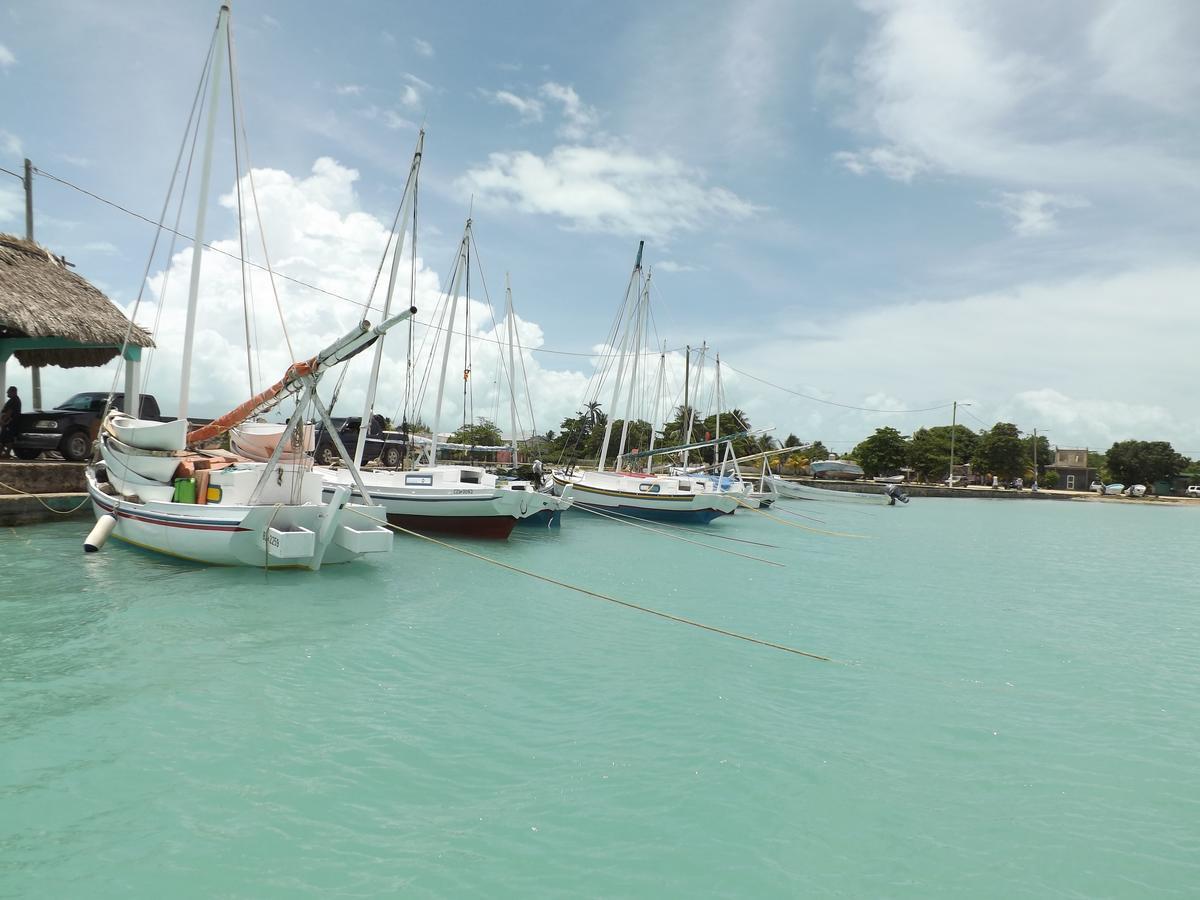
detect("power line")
(721, 361), (956, 414)
(33, 166), (961, 416)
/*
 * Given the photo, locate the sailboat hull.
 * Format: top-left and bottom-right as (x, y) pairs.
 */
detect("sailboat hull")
(87, 468), (391, 568)
(551, 471), (736, 523)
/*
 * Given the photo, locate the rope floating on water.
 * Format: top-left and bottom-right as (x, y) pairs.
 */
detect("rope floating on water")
(346, 508), (831, 662)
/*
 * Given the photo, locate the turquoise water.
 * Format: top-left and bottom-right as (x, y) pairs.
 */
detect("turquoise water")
(3, 498), (1199, 898)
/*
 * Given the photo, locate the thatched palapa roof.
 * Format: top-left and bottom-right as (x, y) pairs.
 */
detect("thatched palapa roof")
(0, 233), (153, 368)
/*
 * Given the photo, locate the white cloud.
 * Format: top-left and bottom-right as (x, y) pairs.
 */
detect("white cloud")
(735, 262), (1200, 450)
(655, 260), (698, 273)
(490, 90), (543, 123)
(987, 190), (1088, 237)
(836, 0), (1200, 193)
(56, 153), (93, 168)
(81, 241), (119, 255)
(399, 85), (421, 110)
(335, 84), (365, 96)
(834, 145), (927, 182)
(29, 158), (596, 436)
(413, 37), (434, 58)
(398, 74), (434, 112)
(540, 82), (598, 140)
(1, 129), (21, 156)
(0, 185), (20, 224)
(456, 143), (758, 239)
(261, 14), (279, 28)
(0, 43), (15, 69)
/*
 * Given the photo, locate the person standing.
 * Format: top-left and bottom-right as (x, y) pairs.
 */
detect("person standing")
(0, 386), (21, 458)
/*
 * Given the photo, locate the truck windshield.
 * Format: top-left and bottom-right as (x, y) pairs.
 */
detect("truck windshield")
(55, 394), (101, 411)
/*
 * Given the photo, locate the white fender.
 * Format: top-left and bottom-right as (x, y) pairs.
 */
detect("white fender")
(84, 514), (118, 552)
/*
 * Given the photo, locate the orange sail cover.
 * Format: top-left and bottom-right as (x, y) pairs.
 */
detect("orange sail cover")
(186, 359), (314, 445)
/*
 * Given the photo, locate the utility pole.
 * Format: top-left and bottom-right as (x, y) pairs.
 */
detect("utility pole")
(948, 400), (957, 488)
(23, 158), (42, 410)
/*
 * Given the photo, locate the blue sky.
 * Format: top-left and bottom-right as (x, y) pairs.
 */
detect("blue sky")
(2, 0), (1198, 452)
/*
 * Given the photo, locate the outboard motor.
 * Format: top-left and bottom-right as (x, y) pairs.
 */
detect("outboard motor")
(884, 483), (909, 505)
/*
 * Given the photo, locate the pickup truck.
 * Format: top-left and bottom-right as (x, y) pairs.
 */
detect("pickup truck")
(12, 392), (161, 461)
(313, 414), (408, 467)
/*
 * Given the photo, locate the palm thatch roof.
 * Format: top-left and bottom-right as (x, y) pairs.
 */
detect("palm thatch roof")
(0, 233), (153, 368)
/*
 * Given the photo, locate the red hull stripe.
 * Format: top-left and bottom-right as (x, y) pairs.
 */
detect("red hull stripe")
(92, 492), (252, 532)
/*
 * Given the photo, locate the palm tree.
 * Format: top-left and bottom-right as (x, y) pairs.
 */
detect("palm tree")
(584, 401), (602, 428)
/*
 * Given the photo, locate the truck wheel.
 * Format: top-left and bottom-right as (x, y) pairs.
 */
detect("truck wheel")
(14, 448), (42, 460)
(60, 430), (92, 462)
(315, 444), (336, 466)
(380, 445), (402, 467)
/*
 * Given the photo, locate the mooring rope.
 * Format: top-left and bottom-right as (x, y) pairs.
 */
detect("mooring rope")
(570, 504), (782, 566)
(575, 502), (783, 548)
(732, 495), (867, 539)
(0, 479), (91, 515)
(345, 507), (831, 661)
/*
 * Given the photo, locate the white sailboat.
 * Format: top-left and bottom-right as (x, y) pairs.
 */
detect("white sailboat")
(85, 2), (395, 569)
(550, 243), (737, 523)
(319, 214), (531, 538)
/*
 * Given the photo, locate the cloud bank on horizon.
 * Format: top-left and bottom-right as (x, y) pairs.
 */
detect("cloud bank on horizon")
(2, 0), (1198, 453)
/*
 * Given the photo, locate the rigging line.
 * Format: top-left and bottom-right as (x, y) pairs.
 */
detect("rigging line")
(227, 17), (295, 364)
(570, 503), (783, 568)
(719, 361), (956, 413)
(404, 144), (419, 428)
(344, 508), (830, 661)
(31, 166), (369, 310)
(100, 19), (219, 417)
(227, 23), (254, 396)
(139, 39), (212, 406)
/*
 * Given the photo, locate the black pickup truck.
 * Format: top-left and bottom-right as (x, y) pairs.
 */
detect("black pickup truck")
(313, 414), (408, 467)
(12, 392), (161, 461)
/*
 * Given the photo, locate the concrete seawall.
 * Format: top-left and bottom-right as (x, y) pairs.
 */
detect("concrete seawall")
(0, 461), (90, 526)
(784, 477), (1197, 505)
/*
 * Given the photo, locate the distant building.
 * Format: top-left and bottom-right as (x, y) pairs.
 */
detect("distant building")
(1046, 447), (1098, 491)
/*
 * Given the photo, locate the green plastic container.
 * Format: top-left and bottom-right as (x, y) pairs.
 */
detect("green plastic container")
(173, 477), (197, 504)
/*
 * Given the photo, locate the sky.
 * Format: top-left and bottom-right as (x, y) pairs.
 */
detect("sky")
(1, 0), (1197, 454)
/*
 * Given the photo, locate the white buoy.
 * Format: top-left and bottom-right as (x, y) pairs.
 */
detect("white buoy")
(84, 514), (118, 552)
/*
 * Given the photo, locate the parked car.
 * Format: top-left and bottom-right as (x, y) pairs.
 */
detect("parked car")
(1186, 485), (1200, 497)
(313, 414), (407, 467)
(12, 392), (161, 462)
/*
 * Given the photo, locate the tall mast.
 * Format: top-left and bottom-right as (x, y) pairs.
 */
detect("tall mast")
(353, 129), (423, 466)
(505, 272), (518, 465)
(713, 353), (721, 467)
(429, 224), (469, 466)
(616, 270), (650, 467)
(645, 342), (666, 472)
(178, 3), (229, 421)
(462, 227), (471, 428)
(597, 242), (643, 472)
(681, 345), (690, 470)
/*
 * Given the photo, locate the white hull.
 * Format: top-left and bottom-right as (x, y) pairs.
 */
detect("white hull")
(319, 465), (528, 537)
(551, 470), (736, 522)
(108, 415), (188, 451)
(87, 467), (391, 568)
(230, 421), (315, 462)
(101, 433), (187, 482)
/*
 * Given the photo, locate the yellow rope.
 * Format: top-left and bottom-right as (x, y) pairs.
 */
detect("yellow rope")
(0, 479), (91, 515)
(345, 507), (831, 662)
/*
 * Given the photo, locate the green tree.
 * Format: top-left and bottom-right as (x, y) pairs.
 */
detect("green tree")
(783, 433), (801, 448)
(448, 418), (503, 447)
(1105, 440), (1186, 485)
(1041, 470), (1060, 488)
(1026, 434), (1053, 477)
(806, 441), (830, 462)
(907, 425), (979, 481)
(972, 422), (1026, 481)
(850, 427), (910, 476)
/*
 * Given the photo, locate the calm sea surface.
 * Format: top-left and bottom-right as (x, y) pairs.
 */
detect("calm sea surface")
(2, 497), (1198, 898)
